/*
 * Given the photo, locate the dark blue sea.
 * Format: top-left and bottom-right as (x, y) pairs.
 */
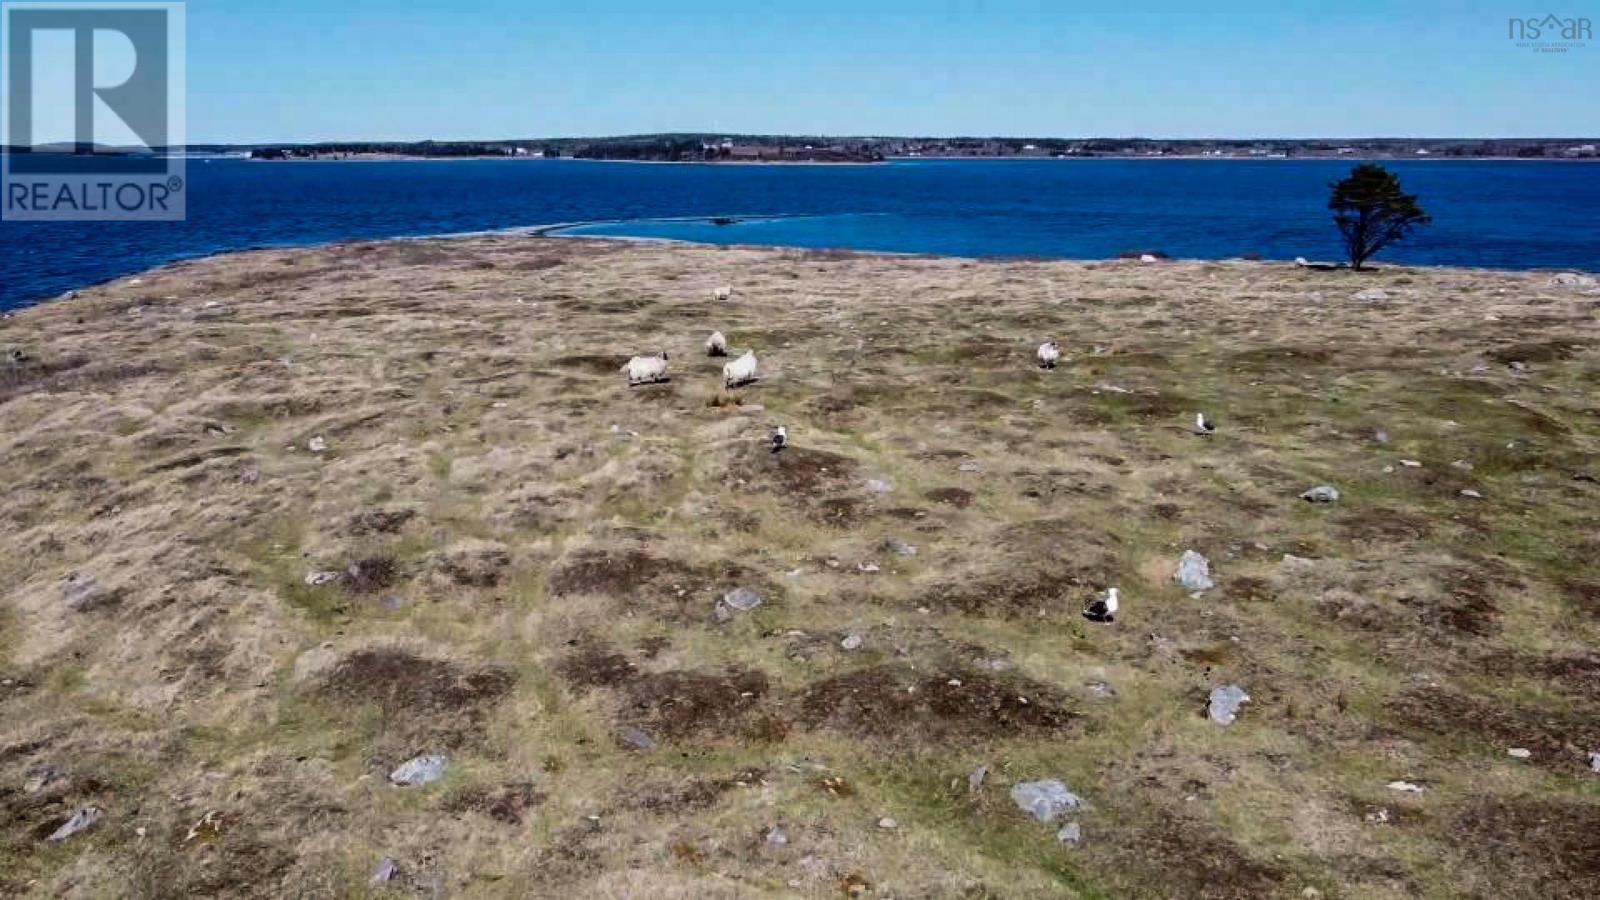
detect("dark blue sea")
(3, 158), (1597, 310)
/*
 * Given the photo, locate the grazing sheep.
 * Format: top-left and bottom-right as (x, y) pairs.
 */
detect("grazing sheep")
(712, 285), (733, 301)
(706, 330), (728, 357)
(1036, 341), (1060, 369)
(723, 350), (758, 388)
(621, 351), (670, 386)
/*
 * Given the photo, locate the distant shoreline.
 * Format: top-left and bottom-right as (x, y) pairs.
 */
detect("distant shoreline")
(234, 153), (1600, 164)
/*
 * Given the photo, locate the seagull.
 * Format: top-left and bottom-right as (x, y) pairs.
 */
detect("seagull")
(770, 425), (788, 454)
(1036, 341), (1060, 369)
(1195, 412), (1216, 435)
(1083, 587), (1118, 623)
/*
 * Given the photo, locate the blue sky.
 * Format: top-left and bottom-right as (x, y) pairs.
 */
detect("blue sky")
(187, 0), (1599, 142)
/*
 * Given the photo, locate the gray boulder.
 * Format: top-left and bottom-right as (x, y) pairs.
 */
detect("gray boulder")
(1174, 550), (1214, 592)
(1208, 684), (1250, 725)
(715, 586), (763, 622)
(370, 857), (399, 884)
(618, 725), (656, 751)
(47, 807), (103, 841)
(1010, 779), (1084, 823)
(389, 754), (447, 786)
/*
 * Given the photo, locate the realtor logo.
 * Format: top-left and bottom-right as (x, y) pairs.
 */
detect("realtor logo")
(1507, 14), (1592, 52)
(2, 2), (185, 220)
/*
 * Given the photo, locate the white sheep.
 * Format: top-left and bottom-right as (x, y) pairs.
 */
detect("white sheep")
(1036, 341), (1060, 369)
(621, 351), (670, 386)
(722, 350), (758, 388)
(712, 285), (733, 301)
(706, 330), (728, 357)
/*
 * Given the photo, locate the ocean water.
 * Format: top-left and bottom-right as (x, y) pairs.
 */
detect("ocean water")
(2, 158), (1597, 310)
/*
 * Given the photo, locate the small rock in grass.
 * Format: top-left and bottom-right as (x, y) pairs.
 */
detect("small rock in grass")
(1084, 681), (1116, 700)
(304, 570), (341, 587)
(957, 461), (981, 473)
(840, 633), (864, 651)
(389, 754), (447, 786)
(308, 436), (328, 454)
(1174, 550), (1214, 592)
(968, 765), (988, 794)
(370, 857), (399, 884)
(618, 725), (656, 751)
(882, 538), (916, 557)
(1300, 485), (1340, 503)
(714, 587), (763, 622)
(62, 573), (105, 610)
(1460, 489), (1483, 499)
(1010, 780), (1084, 823)
(865, 478), (891, 495)
(1386, 780), (1425, 794)
(47, 807), (103, 841)
(1208, 684), (1249, 725)
(764, 825), (788, 848)
(24, 764), (65, 794)
(877, 817), (898, 830)
(1352, 288), (1389, 302)
(1399, 459), (1421, 468)
(1507, 747), (1532, 759)
(1056, 821), (1082, 845)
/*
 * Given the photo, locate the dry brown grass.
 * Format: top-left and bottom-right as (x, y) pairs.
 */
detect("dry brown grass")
(2, 235), (1599, 897)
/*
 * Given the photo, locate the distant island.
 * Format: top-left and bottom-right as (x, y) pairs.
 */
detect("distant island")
(7, 135), (1597, 163)
(213, 134), (1600, 163)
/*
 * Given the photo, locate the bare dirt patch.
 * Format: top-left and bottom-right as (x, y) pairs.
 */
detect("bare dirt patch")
(795, 665), (1077, 741)
(342, 556), (398, 594)
(317, 648), (514, 718)
(549, 548), (691, 598)
(344, 506), (417, 536)
(923, 486), (974, 508)
(1101, 816), (1289, 900)
(619, 667), (772, 740)
(434, 540), (511, 587)
(1450, 798), (1600, 898)
(1337, 508), (1435, 544)
(723, 445), (861, 516)
(1389, 685), (1598, 765)
(444, 781), (544, 826)
(556, 644), (640, 691)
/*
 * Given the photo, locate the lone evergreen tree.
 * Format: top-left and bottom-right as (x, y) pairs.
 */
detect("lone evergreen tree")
(1328, 163), (1431, 269)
